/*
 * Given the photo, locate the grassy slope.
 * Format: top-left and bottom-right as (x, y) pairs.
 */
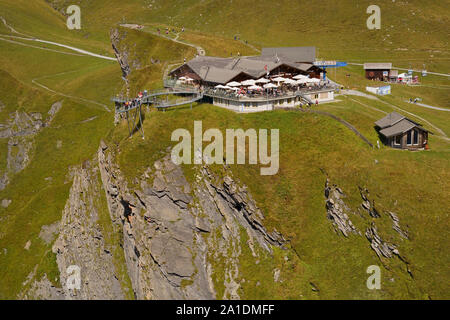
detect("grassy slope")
(111, 27), (197, 94)
(141, 23), (260, 57)
(0, 0), (114, 55)
(99, 2), (449, 299)
(0, 0), (448, 299)
(44, 0), (449, 69)
(0, 4), (123, 298)
(137, 0), (449, 69)
(109, 100), (449, 299)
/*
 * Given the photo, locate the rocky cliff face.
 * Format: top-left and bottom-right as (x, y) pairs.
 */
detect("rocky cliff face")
(110, 28), (131, 80)
(98, 143), (286, 299)
(0, 101), (62, 191)
(24, 141), (287, 299)
(51, 160), (126, 300)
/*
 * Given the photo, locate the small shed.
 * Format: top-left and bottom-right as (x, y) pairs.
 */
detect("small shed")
(364, 63), (392, 81)
(375, 112), (430, 150)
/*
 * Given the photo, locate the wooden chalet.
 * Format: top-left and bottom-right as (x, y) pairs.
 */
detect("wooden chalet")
(375, 112), (430, 150)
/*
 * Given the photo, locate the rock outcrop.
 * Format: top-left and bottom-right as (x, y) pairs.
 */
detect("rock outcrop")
(0, 101), (62, 190)
(324, 179), (360, 237)
(51, 160), (125, 300)
(388, 211), (409, 239)
(23, 274), (65, 300)
(359, 187), (381, 218)
(97, 143), (286, 300)
(365, 223), (401, 260)
(110, 28), (131, 79)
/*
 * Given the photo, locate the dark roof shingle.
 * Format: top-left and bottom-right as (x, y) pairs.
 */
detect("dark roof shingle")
(375, 112), (428, 138)
(374, 112), (405, 128)
(171, 46), (317, 84)
(364, 63), (392, 70)
(379, 119), (417, 137)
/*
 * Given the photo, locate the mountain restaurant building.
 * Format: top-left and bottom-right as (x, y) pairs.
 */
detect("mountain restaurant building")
(167, 47), (337, 112)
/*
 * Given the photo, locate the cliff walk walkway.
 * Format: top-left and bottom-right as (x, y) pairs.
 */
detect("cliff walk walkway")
(111, 88), (204, 139)
(112, 88), (203, 113)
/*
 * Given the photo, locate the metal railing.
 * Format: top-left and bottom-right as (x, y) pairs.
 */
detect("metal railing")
(164, 79), (334, 102)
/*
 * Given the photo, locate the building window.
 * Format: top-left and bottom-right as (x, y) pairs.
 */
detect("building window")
(407, 131), (412, 145)
(394, 135), (401, 145)
(413, 129), (419, 145)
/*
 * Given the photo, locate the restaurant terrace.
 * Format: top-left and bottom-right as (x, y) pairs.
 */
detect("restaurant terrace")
(165, 47), (338, 112)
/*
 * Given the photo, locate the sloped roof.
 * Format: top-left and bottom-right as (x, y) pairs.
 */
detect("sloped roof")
(379, 119), (420, 138)
(187, 56), (234, 74)
(375, 112), (427, 138)
(375, 112), (405, 128)
(364, 63), (392, 70)
(226, 58), (279, 78)
(261, 47), (316, 63)
(170, 46), (318, 84)
(199, 66), (242, 84)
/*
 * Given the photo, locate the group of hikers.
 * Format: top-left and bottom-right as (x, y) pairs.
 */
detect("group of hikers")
(123, 90), (148, 110)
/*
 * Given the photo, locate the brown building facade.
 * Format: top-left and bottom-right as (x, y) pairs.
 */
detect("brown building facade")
(364, 62), (392, 81)
(385, 127), (429, 150)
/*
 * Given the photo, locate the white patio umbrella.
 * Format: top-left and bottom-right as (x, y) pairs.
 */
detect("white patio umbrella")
(241, 79), (256, 86)
(293, 74), (309, 80)
(248, 85), (262, 90)
(178, 76), (187, 80)
(272, 77), (287, 83)
(296, 79), (308, 84)
(255, 78), (270, 84)
(307, 78), (320, 83)
(283, 79), (297, 85)
(222, 85), (233, 90)
(263, 83), (278, 89)
(215, 84), (226, 89)
(226, 81), (242, 87)
(185, 77), (194, 82)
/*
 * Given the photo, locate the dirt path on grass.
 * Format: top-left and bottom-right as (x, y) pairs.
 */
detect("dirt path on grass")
(403, 101), (450, 112)
(1, 17), (116, 61)
(0, 35), (85, 56)
(32, 69), (111, 113)
(0, 33), (117, 61)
